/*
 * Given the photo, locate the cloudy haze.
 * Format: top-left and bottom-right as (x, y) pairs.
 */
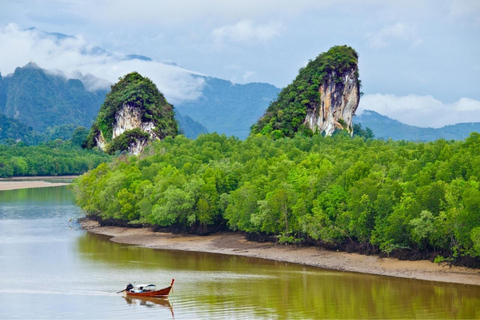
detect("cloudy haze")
(0, 0), (479, 127)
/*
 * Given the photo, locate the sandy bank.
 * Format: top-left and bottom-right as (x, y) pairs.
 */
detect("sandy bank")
(81, 219), (480, 286)
(0, 175), (78, 181)
(0, 181), (70, 191)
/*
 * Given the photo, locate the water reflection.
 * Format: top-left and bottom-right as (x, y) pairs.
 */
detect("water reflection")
(76, 231), (480, 319)
(1, 185), (480, 319)
(123, 296), (174, 317)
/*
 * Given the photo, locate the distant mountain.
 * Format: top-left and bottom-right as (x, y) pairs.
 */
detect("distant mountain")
(175, 77), (280, 139)
(26, 28), (153, 62)
(355, 110), (480, 141)
(175, 110), (209, 138)
(0, 63), (209, 144)
(0, 62), (107, 132)
(0, 113), (43, 144)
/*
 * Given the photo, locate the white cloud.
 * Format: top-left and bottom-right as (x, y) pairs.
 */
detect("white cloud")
(366, 22), (422, 48)
(358, 94), (480, 128)
(0, 23), (204, 103)
(212, 20), (281, 44)
(242, 70), (256, 81)
(449, 0), (480, 22)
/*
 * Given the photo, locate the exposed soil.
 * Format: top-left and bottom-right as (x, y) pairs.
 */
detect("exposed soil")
(81, 218), (480, 286)
(0, 180), (70, 191)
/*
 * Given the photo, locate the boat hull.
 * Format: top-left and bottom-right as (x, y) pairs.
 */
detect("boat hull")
(125, 286), (172, 297)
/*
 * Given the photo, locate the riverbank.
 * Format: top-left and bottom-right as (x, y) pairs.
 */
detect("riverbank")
(81, 219), (480, 286)
(0, 176), (75, 191)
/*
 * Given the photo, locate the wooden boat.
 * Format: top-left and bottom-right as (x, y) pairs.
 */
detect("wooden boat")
(119, 279), (174, 297)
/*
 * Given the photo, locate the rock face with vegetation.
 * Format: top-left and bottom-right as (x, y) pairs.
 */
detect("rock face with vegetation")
(84, 72), (178, 155)
(252, 45), (360, 138)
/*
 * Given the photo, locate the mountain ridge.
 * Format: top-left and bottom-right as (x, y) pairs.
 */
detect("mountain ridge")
(355, 110), (480, 141)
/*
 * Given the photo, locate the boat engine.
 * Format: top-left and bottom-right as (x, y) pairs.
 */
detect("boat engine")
(126, 283), (133, 291)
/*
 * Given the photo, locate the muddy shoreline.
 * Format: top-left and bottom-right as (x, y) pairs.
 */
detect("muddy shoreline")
(0, 180), (70, 191)
(81, 218), (480, 286)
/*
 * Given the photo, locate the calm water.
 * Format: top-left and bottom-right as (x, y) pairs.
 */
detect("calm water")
(0, 185), (479, 319)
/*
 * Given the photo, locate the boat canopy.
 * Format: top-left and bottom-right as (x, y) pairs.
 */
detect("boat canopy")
(134, 284), (155, 288)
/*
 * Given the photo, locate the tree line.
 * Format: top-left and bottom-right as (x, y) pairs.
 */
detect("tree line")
(71, 132), (480, 265)
(0, 139), (111, 177)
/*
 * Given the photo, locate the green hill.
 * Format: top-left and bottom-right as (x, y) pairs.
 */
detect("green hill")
(84, 72), (178, 154)
(0, 113), (44, 144)
(1, 62), (107, 132)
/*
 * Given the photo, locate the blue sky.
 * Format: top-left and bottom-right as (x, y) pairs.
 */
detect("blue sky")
(1, 0), (479, 127)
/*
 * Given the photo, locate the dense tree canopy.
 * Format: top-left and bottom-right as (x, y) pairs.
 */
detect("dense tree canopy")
(0, 140), (111, 177)
(72, 132), (480, 264)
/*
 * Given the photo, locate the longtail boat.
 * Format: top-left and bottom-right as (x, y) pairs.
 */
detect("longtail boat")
(118, 279), (174, 297)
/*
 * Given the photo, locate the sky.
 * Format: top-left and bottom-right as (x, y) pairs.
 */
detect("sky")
(0, 0), (479, 128)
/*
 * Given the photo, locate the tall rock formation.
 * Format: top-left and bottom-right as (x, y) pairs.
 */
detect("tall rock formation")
(84, 72), (178, 155)
(251, 45), (360, 138)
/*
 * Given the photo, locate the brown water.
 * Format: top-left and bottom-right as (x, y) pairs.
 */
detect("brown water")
(0, 185), (479, 319)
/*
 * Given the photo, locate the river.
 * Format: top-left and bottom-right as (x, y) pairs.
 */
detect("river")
(0, 185), (479, 319)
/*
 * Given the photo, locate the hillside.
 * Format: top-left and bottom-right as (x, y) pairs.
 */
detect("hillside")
(0, 113), (43, 144)
(84, 72), (178, 154)
(175, 109), (208, 138)
(1, 62), (107, 132)
(355, 110), (480, 141)
(175, 77), (280, 139)
(0, 63), (210, 144)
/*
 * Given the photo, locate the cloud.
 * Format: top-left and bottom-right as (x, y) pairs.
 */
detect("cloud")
(0, 23), (204, 103)
(242, 70), (256, 81)
(212, 20), (281, 44)
(449, 0), (480, 22)
(366, 22), (422, 48)
(358, 94), (480, 128)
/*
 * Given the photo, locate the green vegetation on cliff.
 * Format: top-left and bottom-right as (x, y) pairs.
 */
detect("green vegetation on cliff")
(251, 45), (359, 138)
(72, 133), (480, 265)
(84, 72), (178, 152)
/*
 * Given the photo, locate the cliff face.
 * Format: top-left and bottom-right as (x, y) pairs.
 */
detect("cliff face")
(251, 45), (360, 138)
(85, 72), (178, 155)
(304, 68), (360, 135)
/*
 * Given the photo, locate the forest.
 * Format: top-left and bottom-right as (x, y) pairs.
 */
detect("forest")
(0, 139), (111, 177)
(71, 132), (480, 265)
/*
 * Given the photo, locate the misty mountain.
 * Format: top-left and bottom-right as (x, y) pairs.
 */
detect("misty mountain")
(0, 62), (108, 132)
(175, 77), (280, 139)
(26, 27), (155, 63)
(0, 62), (207, 143)
(355, 110), (480, 141)
(3, 28), (478, 143)
(175, 110), (209, 138)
